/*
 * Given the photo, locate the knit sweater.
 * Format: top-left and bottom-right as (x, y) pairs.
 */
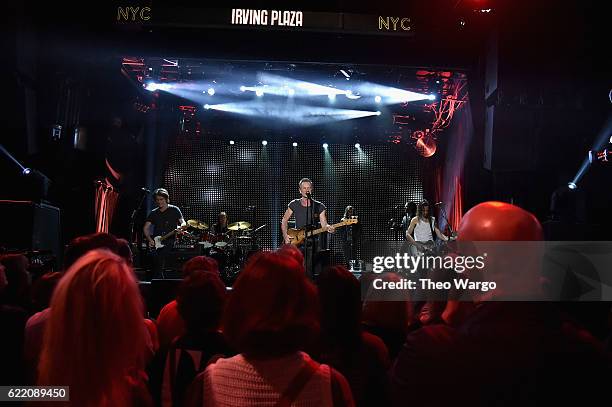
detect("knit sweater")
(201, 352), (337, 406)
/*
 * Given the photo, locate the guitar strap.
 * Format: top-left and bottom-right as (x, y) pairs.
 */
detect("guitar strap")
(429, 216), (437, 241)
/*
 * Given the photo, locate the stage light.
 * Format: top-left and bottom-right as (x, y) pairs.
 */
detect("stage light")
(428, 94), (436, 100)
(145, 82), (158, 91)
(22, 168), (32, 175)
(229, 140), (235, 145)
(374, 95), (382, 103)
(355, 143), (360, 148)
(207, 88), (215, 96)
(375, 111), (381, 116)
(256, 89), (264, 97)
(589, 148), (610, 164)
(568, 182), (577, 190)
(240, 86), (246, 92)
(323, 143), (329, 148)
(340, 69), (351, 80)
(287, 88), (295, 96)
(328, 94), (336, 101)
(262, 140), (268, 145)
(292, 142), (298, 147)
(204, 104), (211, 110)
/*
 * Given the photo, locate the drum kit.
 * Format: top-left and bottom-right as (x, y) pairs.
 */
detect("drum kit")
(174, 218), (259, 284)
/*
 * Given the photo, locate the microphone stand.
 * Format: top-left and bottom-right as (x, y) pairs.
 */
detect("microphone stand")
(130, 189), (148, 246)
(305, 194), (315, 280)
(437, 203), (454, 238)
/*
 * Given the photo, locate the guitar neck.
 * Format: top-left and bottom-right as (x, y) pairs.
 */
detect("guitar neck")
(309, 221), (352, 236)
(160, 229), (178, 241)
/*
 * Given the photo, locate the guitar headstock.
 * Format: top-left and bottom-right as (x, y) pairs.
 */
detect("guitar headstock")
(344, 217), (358, 225)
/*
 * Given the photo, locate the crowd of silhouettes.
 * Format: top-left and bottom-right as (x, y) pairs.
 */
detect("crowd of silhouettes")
(0, 201), (611, 406)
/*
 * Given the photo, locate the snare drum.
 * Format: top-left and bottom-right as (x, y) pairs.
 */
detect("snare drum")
(212, 232), (230, 249)
(215, 241), (228, 249)
(200, 232), (215, 249)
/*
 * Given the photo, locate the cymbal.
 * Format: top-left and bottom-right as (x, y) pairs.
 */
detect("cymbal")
(187, 219), (209, 230)
(227, 221), (251, 231)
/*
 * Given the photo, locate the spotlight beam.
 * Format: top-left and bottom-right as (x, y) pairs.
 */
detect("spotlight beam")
(205, 101), (381, 125)
(257, 73), (348, 97)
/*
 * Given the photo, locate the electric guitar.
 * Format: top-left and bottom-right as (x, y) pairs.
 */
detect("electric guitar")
(150, 226), (187, 251)
(410, 232), (457, 257)
(287, 218), (358, 246)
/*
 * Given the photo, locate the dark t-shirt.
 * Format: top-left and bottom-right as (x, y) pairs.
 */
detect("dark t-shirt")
(211, 223), (228, 235)
(146, 205), (183, 237)
(288, 198), (326, 229)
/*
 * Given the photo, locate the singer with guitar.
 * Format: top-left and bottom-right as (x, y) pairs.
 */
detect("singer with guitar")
(281, 178), (335, 278)
(143, 188), (186, 279)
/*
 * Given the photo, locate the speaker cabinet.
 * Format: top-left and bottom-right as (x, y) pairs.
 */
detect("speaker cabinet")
(0, 200), (61, 261)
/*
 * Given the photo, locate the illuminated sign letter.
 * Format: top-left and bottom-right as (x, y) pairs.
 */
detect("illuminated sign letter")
(128, 7), (140, 21)
(140, 7), (151, 21)
(390, 16), (399, 30)
(117, 7), (130, 21)
(400, 18), (411, 31)
(378, 16), (390, 30)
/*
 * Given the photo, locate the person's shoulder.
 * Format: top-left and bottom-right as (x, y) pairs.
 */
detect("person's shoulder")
(26, 307), (51, 329)
(288, 198), (301, 206)
(168, 204), (181, 211)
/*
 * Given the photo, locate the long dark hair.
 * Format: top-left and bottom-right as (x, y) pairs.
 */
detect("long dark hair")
(416, 199), (431, 220)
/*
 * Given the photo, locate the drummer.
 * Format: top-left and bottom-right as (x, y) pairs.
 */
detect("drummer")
(211, 212), (229, 236)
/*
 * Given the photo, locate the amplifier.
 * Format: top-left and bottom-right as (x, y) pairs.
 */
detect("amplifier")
(0, 200), (62, 262)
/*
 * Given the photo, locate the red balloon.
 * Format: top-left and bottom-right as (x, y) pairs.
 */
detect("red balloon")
(457, 201), (543, 241)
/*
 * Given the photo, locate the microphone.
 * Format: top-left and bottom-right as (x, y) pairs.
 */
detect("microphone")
(434, 202), (444, 206)
(141, 187), (150, 194)
(306, 192), (312, 200)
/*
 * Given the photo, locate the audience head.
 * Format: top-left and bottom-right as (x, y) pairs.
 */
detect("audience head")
(457, 201), (543, 241)
(31, 271), (62, 311)
(63, 232), (126, 270)
(317, 265), (362, 345)
(457, 201), (544, 301)
(0, 263), (7, 294)
(276, 244), (304, 265)
(38, 249), (147, 406)
(181, 256), (218, 278)
(362, 272), (413, 332)
(223, 251), (318, 357)
(115, 238), (133, 266)
(0, 254), (31, 307)
(177, 270), (227, 334)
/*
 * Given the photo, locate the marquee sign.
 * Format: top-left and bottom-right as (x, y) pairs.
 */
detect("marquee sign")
(116, 7), (415, 36)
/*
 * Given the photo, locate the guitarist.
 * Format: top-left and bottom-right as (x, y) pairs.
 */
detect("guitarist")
(405, 199), (449, 325)
(143, 188), (186, 278)
(281, 178), (335, 277)
(405, 199), (449, 253)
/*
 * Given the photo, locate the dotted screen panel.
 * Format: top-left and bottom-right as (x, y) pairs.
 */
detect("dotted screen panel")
(163, 138), (423, 264)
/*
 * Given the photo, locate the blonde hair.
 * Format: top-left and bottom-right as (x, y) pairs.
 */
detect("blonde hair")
(38, 249), (147, 406)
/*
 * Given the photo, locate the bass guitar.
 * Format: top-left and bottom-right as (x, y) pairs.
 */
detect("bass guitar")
(287, 218), (358, 246)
